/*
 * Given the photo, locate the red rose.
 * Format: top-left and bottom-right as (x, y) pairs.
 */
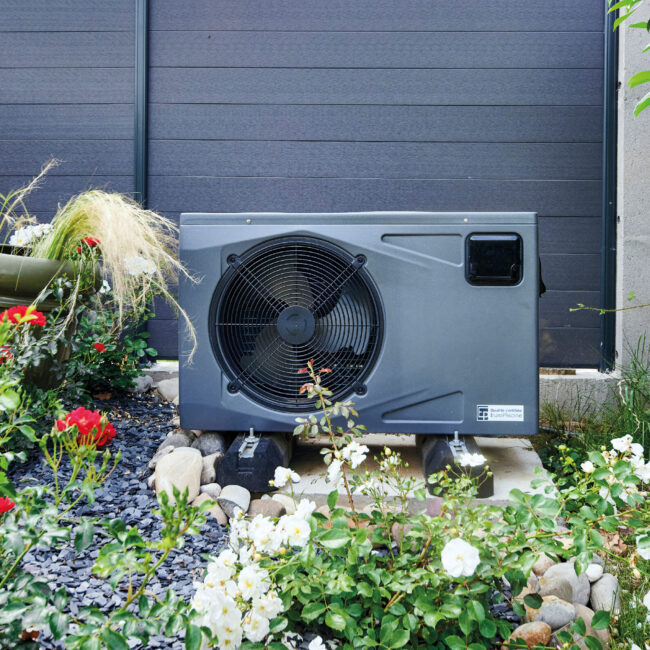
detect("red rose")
(93, 342), (106, 353)
(77, 236), (100, 254)
(0, 346), (12, 363)
(0, 305), (46, 327)
(0, 496), (15, 514)
(55, 407), (116, 448)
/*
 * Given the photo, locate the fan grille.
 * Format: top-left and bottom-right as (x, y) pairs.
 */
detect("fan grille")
(210, 236), (383, 411)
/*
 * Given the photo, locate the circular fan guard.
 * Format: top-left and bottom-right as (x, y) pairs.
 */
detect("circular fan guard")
(210, 236), (383, 411)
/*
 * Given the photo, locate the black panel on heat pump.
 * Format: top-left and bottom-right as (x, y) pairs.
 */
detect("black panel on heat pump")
(465, 233), (523, 286)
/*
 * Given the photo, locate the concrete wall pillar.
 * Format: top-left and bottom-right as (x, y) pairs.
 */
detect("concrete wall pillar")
(616, 24), (650, 369)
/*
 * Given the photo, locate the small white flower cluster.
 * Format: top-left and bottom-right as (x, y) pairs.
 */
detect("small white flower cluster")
(124, 254), (156, 276)
(9, 223), (52, 247)
(458, 452), (487, 468)
(192, 496), (317, 649)
(581, 434), (650, 508)
(440, 537), (481, 578)
(379, 448), (400, 473)
(271, 465), (300, 488)
(341, 441), (369, 469)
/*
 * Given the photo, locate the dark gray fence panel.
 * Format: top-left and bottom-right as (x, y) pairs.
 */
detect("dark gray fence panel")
(1, 0), (133, 31)
(0, 5), (134, 223)
(150, 31), (602, 69)
(150, 105), (603, 143)
(150, 0), (603, 31)
(0, 32), (133, 67)
(150, 68), (602, 106)
(0, 105), (133, 140)
(148, 177), (601, 217)
(149, 141), (602, 180)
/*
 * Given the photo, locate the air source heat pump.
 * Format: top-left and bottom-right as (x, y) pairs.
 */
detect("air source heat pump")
(178, 212), (539, 443)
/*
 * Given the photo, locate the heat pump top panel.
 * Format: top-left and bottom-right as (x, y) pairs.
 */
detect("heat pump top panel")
(179, 212), (538, 436)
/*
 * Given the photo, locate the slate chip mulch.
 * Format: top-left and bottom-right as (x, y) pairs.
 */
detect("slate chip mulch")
(9, 393), (226, 649)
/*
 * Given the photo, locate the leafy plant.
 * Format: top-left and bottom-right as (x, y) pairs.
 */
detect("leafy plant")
(189, 362), (650, 649)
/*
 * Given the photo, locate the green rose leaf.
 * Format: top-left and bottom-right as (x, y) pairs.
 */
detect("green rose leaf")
(479, 618), (497, 638)
(523, 593), (543, 609)
(100, 628), (129, 650)
(301, 602), (326, 622)
(591, 610), (610, 630)
(325, 612), (347, 631)
(48, 611), (68, 641)
(388, 628), (411, 648)
(584, 636), (603, 650)
(74, 520), (95, 552)
(318, 528), (351, 549)
(184, 624), (202, 650)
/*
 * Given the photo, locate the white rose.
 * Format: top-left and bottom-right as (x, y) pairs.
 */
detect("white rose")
(125, 254), (157, 276)
(630, 442), (644, 458)
(295, 498), (317, 519)
(238, 565), (270, 601)
(280, 514), (311, 548)
(643, 589), (650, 610)
(440, 538), (481, 578)
(581, 460), (595, 473)
(243, 611), (270, 642)
(327, 458), (344, 487)
(341, 441), (369, 469)
(308, 637), (328, 650)
(611, 435), (633, 453)
(635, 462), (650, 483)
(273, 466), (300, 488)
(252, 593), (283, 619)
(459, 452), (487, 468)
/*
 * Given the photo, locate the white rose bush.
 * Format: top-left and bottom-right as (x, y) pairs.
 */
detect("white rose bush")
(185, 361), (650, 650)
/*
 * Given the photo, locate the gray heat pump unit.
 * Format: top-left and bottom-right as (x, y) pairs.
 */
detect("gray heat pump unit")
(178, 212), (538, 437)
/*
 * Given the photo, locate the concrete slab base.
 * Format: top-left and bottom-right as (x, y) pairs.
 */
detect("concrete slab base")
(278, 433), (553, 509)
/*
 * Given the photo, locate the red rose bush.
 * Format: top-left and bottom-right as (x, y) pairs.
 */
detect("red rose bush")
(56, 407), (116, 448)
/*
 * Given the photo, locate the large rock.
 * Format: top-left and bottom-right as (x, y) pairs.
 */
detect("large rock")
(157, 377), (179, 402)
(271, 493), (296, 515)
(192, 493), (227, 525)
(200, 452), (223, 485)
(248, 498), (286, 518)
(542, 562), (590, 606)
(585, 563), (604, 583)
(218, 485), (251, 518)
(147, 445), (173, 471)
(200, 483), (222, 499)
(538, 576), (574, 603)
(129, 374), (153, 394)
(590, 573), (621, 614)
(154, 447), (202, 504)
(532, 552), (557, 576)
(501, 622), (551, 649)
(191, 432), (227, 456)
(157, 431), (193, 453)
(525, 595), (576, 630)
(425, 497), (444, 517)
(574, 604), (610, 647)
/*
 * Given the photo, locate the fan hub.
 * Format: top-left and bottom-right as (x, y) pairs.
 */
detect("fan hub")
(276, 305), (315, 345)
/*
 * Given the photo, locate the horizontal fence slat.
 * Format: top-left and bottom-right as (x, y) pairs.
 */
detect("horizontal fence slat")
(150, 0), (603, 32)
(148, 177), (601, 216)
(540, 328), (601, 367)
(149, 68), (603, 106)
(539, 253), (600, 291)
(0, 32), (134, 68)
(538, 216), (601, 254)
(1, 140), (133, 175)
(148, 140), (602, 180)
(0, 69), (133, 104)
(0, 0), (134, 32)
(149, 31), (602, 69)
(540, 290), (601, 328)
(149, 104), (603, 143)
(0, 105), (133, 140)
(0, 175), (134, 215)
